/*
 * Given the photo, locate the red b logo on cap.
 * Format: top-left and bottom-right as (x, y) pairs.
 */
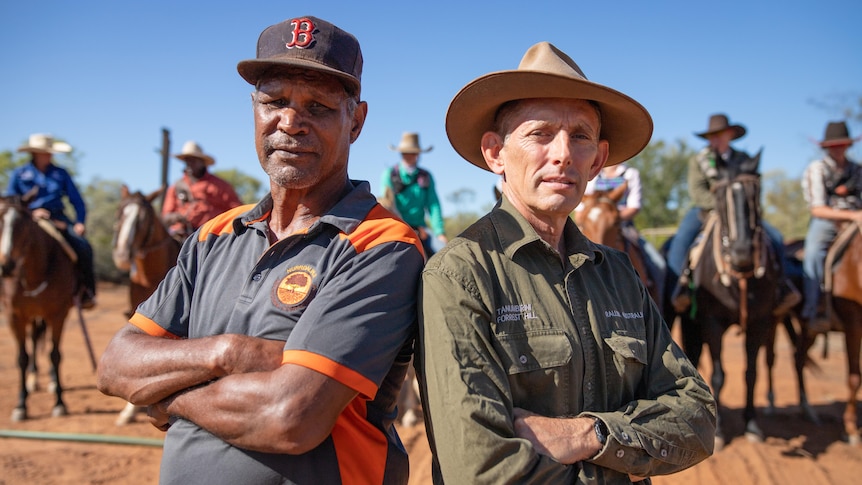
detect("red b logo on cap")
(286, 17), (316, 49)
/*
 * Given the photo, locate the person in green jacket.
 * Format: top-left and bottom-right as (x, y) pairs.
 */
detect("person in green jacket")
(417, 41), (716, 484)
(380, 132), (447, 256)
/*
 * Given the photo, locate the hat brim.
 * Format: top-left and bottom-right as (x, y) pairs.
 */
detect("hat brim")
(17, 141), (72, 154)
(176, 154), (215, 166)
(819, 137), (856, 147)
(389, 145), (433, 154)
(237, 56), (361, 96)
(446, 70), (653, 171)
(695, 125), (746, 140)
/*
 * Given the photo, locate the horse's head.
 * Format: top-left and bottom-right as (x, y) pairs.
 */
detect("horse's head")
(112, 185), (164, 270)
(0, 195), (35, 274)
(711, 173), (764, 272)
(575, 182), (627, 247)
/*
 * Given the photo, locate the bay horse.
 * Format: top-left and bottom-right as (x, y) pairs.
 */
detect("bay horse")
(824, 220), (862, 444)
(575, 183), (659, 303)
(111, 185), (181, 425)
(672, 171), (783, 450)
(0, 193), (76, 421)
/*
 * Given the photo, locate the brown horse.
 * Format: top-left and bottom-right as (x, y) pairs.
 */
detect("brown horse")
(826, 221), (862, 445)
(575, 184), (657, 303)
(111, 185), (181, 425)
(0, 194), (77, 421)
(672, 172), (783, 450)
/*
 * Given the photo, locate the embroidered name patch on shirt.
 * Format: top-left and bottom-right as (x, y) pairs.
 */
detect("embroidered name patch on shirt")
(496, 304), (538, 323)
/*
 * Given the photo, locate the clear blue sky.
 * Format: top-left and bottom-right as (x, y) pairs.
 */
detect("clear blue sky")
(2, 0), (860, 216)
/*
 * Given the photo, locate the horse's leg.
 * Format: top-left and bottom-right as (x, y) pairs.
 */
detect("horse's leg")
(792, 313), (820, 424)
(704, 320), (726, 451)
(12, 319), (30, 422)
(743, 330), (765, 442)
(764, 319), (777, 416)
(116, 401), (144, 426)
(47, 317), (67, 417)
(25, 318), (46, 393)
(844, 322), (861, 445)
(398, 361), (421, 427)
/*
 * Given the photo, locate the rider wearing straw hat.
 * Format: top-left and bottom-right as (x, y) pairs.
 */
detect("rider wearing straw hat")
(6, 133), (96, 308)
(161, 140), (242, 239)
(380, 132), (447, 256)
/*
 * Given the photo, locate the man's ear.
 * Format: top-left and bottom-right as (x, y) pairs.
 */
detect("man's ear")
(589, 140), (610, 179)
(481, 132), (506, 176)
(349, 101), (368, 143)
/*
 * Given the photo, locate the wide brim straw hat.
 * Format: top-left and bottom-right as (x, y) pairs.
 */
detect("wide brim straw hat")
(175, 140), (215, 166)
(819, 121), (858, 147)
(389, 132), (433, 154)
(695, 113), (746, 140)
(17, 133), (72, 154)
(445, 41), (653, 171)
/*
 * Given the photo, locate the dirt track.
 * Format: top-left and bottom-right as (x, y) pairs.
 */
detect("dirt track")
(0, 282), (860, 484)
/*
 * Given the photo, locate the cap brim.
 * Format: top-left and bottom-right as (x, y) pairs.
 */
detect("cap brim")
(446, 70), (653, 171)
(237, 56), (361, 95)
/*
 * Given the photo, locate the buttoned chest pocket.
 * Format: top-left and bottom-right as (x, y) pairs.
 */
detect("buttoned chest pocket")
(602, 330), (648, 398)
(493, 330), (573, 416)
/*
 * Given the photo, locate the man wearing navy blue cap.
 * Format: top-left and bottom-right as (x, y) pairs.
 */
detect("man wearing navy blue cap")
(98, 16), (424, 484)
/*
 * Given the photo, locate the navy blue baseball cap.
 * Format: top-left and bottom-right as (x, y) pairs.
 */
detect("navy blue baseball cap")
(237, 16), (363, 96)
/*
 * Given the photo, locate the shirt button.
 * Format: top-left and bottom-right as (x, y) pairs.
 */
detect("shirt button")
(519, 355), (528, 364)
(661, 449), (668, 457)
(586, 382), (592, 390)
(252, 273), (262, 281)
(616, 450), (625, 458)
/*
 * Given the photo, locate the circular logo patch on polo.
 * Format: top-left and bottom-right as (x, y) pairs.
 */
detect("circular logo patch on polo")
(272, 267), (316, 310)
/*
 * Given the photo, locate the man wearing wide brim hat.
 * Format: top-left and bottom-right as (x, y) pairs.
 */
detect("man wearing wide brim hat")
(417, 41), (715, 484)
(161, 140), (241, 238)
(800, 120), (862, 335)
(380, 132), (446, 256)
(6, 133), (97, 308)
(667, 113), (800, 316)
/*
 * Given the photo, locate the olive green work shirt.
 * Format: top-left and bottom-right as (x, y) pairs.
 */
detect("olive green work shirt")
(417, 197), (716, 484)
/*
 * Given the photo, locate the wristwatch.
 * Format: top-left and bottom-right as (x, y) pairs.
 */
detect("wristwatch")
(594, 418), (608, 446)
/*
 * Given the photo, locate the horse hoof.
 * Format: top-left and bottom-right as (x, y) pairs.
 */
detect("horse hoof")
(52, 404), (68, 417)
(745, 431), (764, 443)
(115, 404), (140, 426)
(401, 409), (420, 428)
(714, 435), (725, 452)
(26, 374), (38, 393)
(11, 408), (27, 422)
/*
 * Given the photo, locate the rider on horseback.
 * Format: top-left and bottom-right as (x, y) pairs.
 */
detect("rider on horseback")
(161, 140), (242, 241)
(801, 121), (862, 335)
(576, 162), (666, 298)
(5, 134), (97, 309)
(666, 114), (800, 316)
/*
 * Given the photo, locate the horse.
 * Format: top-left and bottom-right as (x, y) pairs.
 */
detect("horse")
(823, 221), (862, 444)
(0, 193), (77, 421)
(670, 172), (783, 450)
(111, 185), (182, 425)
(575, 184), (660, 304)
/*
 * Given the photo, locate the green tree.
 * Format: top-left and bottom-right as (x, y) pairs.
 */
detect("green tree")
(213, 168), (264, 204)
(83, 178), (127, 282)
(762, 170), (809, 243)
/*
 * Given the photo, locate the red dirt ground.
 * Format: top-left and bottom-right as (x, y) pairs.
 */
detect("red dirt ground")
(1, 282), (860, 484)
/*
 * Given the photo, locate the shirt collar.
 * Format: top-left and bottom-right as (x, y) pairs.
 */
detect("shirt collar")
(490, 195), (602, 267)
(238, 180), (377, 236)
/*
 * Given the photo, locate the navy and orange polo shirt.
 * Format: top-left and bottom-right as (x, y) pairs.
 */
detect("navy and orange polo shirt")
(130, 180), (424, 484)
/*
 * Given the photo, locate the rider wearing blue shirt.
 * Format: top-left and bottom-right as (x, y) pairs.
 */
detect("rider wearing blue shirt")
(6, 134), (96, 308)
